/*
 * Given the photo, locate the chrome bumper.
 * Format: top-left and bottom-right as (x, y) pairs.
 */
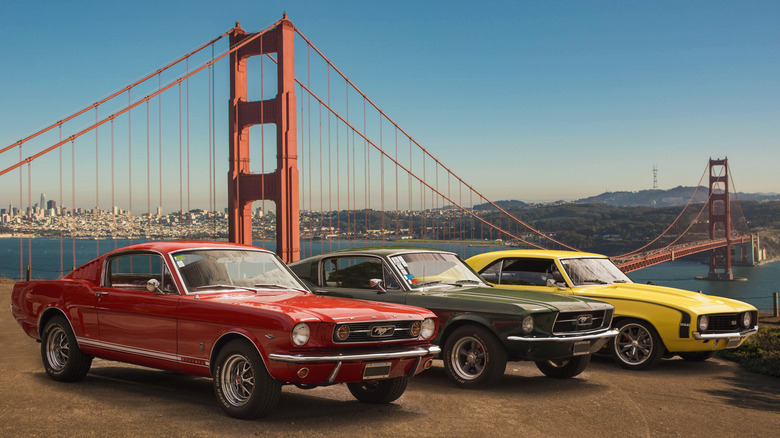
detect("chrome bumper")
(692, 326), (759, 341)
(268, 345), (441, 363)
(507, 329), (618, 342)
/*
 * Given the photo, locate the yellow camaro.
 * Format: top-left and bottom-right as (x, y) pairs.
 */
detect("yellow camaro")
(466, 250), (758, 370)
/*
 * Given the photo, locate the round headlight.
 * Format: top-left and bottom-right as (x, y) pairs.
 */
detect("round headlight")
(742, 312), (752, 328)
(336, 324), (350, 341)
(521, 315), (534, 335)
(292, 323), (311, 346)
(410, 321), (422, 337)
(420, 318), (436, 340)
(699, 315), (709, 331)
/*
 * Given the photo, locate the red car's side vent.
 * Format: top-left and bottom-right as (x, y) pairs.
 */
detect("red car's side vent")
(69, 259), (100, 281)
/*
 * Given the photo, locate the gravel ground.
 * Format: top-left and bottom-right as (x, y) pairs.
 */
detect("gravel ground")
(1, 279), (778, 437)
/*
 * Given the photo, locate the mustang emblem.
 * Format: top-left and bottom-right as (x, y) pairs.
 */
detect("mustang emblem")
(576, 314), (593, 326)
(371, 325), (395, 337)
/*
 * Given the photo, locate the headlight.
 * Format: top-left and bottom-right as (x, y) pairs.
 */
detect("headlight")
(292, 323), (311, 346)
(521, 315), (534, 335)
(420, 318), (436, 339)
(410, 321), (422, 337)
(698, 315), (709, 331)
(742, 312), (752, 328)
(335, 324), (350, 341)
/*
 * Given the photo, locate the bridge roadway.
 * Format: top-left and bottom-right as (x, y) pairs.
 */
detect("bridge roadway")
(2, 279), (778, 437)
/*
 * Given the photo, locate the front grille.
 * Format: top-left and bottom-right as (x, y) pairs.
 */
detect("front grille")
(553, 309), (612, 334)
(702, 312), (755, 333)
(333, 320), (419, 343)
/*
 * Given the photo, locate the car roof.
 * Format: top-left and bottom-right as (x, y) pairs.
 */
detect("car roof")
(295, 246), (455, 262)
(103, 240), (271, 257)
(472, 249), (609, 259)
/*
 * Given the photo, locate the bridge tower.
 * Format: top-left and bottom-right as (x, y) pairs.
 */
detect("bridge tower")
(706, 157), (732, 280)
(228, 15), (300, 263)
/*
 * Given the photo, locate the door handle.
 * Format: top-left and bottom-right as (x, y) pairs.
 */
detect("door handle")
(95, 291), (108, 298)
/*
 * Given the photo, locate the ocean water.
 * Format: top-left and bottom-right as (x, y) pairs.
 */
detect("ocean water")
(2, 238), (777, 312)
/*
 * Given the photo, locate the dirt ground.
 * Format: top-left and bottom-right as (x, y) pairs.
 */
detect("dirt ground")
(1, 279), (778, 437)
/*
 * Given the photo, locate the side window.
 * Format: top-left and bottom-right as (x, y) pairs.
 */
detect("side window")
(480, 260), (503, 283)
(106, 253), (177, 293)
(499, 258), (559, 287)
(322, 257), (396, 290)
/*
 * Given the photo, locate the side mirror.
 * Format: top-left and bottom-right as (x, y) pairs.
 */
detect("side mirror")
(369, 278), (387, 293)
(146, 278), (164, 294)
(546, 278), (567, 290)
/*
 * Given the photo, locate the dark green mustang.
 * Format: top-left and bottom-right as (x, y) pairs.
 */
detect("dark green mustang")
(290, 247), (617, 388)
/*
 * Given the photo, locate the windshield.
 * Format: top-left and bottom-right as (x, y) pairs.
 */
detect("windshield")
(559, 257), (633, 286)
(173, 249), (306, 292)
(389, 252), (485, 289)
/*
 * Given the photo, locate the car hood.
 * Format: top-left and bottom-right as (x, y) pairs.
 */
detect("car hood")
(195, 290), (433, 323)
(573, 283), (756, 314)
(420, 285), (612, 313)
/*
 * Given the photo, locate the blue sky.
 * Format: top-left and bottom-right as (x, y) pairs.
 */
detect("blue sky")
(1, 0), (778, 210)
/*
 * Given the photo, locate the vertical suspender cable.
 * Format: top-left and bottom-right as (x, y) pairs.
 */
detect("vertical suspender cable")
(380, 114), (384, 245)
(146, 100), (150, 238)
(300, 83), (306, 257)
(72, 139), (76, 270)
(327, 66), (332, 252)
(27, 162), (31, 277)
(208, 48), (214, 237)
(307, 44), (312, 257)
(178, 83), (183, 238)
(158, 74), (163, 228)
(128, 91), (133, 245)
(111, 119), (116, 247)
(95, 108), (99, 255)
(186, 57), (191, 237)
(59, 126), (63, 277)
(18, 146), (23, 280)
(208, 44), (216, 239)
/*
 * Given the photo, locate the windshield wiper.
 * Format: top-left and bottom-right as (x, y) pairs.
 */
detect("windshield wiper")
(195, 284), (238, 290)
(580, 279), (608, 285)
(195, 284), (260, 293)
(455, 279), (481, 285)
(413, 280), (441, 287)
(253, 283), (296, 290)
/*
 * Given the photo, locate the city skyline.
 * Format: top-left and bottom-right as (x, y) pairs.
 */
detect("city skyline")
(1, 1), (778, 208)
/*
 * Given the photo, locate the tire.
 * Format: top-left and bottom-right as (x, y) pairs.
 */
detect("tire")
(535, 355), (590, 378)
(213, 340), (282, 419)
(679, 351), (716, 362)
(347, 376), (408, 404)
(610, 319), (665, 370)
(442, 325), (507, 388)
(41, 315), (92, 382)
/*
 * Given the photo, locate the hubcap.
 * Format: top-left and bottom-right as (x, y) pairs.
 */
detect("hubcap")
(220, 354), (255, 407)
(46, 326), (69, 371)
(615, 324), (653, 365)
(451, 336), (486, 380)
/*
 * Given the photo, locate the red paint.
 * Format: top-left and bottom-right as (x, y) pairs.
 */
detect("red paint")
(11, 241), (438, 385)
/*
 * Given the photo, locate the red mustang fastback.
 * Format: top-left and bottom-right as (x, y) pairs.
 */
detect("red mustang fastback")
(11, 241), (439, 419)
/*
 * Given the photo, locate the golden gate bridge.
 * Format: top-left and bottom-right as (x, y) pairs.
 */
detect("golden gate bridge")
(0, 14), (759, 281)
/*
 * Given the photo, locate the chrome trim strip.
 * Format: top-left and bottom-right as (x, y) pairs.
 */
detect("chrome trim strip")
(268, 345), (441, 363)
(326, 362), (343, 384)
(406, 357), (422, 378)
(77, 337), (210, 368)
(692, 326), (758, 340)
(507, 329), (618, 342)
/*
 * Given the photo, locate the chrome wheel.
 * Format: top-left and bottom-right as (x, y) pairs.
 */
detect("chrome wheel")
(219, 354), (255, 407)
(45, 326), (70, 372)
(611, 319), (664, 370)
(451, 335), (487, 380)
(41, 316), (92, 381)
